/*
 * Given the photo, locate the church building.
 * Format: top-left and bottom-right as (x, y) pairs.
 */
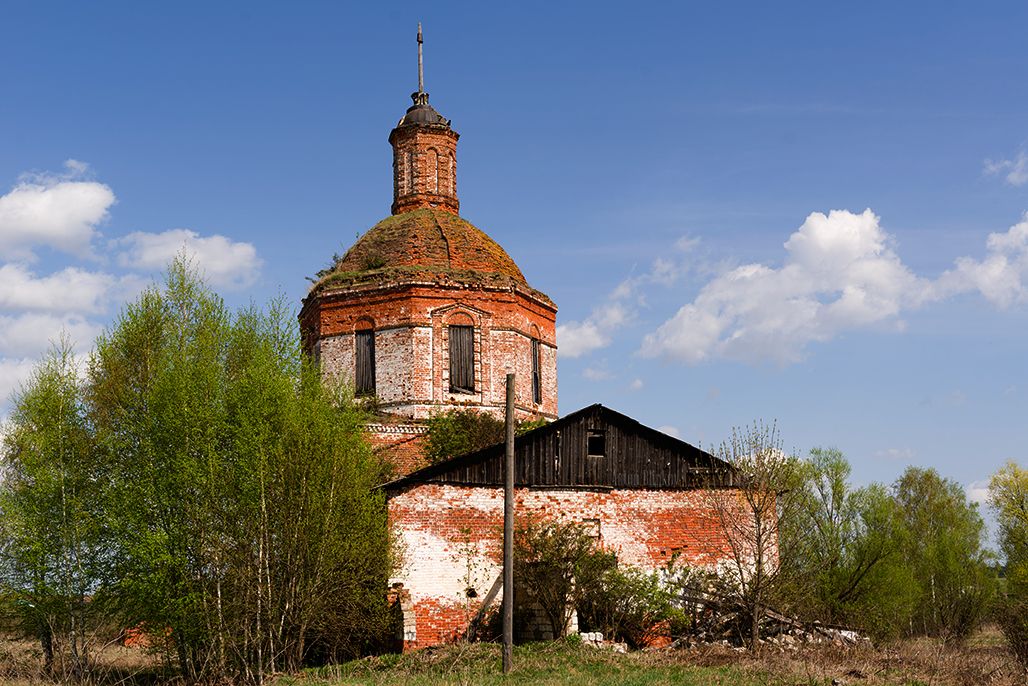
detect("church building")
(300, 29), (749, 650)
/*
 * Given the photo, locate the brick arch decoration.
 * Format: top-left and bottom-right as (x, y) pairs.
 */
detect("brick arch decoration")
(431, 304), (491, 406)
(445, 310), (476, 327)
(354, 316), (375, 332)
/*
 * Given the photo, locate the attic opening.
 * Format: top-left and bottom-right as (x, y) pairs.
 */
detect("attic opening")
(586, 430), (606, 458)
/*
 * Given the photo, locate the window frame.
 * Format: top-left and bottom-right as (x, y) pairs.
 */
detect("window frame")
(355, 329), (376, 396)
(448, 324), (475, 394)
(531, 338), (542, 405)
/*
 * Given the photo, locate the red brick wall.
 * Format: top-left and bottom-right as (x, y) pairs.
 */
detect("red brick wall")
(367, 423), (430, 475)
(386, 483), (751, 648)
(390, 127), (460, 215)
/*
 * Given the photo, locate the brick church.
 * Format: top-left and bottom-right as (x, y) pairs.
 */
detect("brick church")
(299, 29), (747, 649)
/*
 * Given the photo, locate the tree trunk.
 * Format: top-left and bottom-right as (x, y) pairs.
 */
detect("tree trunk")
(40, 622), (54, 676)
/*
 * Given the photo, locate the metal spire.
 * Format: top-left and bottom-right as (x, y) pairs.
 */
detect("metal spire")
(417, 23), (424, 94)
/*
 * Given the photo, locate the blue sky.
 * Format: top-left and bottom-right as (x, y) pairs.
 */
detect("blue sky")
(1, 1), (1025, 517)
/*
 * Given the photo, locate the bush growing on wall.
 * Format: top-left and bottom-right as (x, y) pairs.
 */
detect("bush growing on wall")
(424, 409), (548, 465)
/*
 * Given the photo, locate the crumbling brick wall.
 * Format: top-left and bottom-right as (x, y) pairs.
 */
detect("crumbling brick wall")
(386, 483), (747, 649)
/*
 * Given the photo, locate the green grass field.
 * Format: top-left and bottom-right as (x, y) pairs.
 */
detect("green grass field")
(286, 642), (772, 686)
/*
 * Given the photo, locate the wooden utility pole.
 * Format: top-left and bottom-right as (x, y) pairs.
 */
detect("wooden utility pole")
(502, 373), (515, 674)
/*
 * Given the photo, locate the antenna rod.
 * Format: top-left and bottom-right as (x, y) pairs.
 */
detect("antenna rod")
(417, 23), (424, 93)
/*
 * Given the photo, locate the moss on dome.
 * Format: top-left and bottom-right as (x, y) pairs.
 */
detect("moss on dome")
(311, 209), (553, 306)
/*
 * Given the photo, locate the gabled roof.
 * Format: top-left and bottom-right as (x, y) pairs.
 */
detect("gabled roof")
(382, 404), (736, 494)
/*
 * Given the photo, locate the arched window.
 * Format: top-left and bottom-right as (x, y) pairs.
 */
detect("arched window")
(438, 153), (450, 195)
(447, 314), (475, 394)
(406, 151), (416, 195)
(355, 321), (376, 396)
(531, 338), (542, 405)
(428, 149), (439, 194)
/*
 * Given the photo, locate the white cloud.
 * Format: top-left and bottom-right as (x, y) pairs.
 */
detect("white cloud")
(558, 302), (630, 358)
(116, 228), (263, 290)
(0, 160), (115, 261)
(642, 209), (933, 364)
(628, 378), (644, 391)
(0, 313), (103, 360)
(0, 263), (120, 314)
(874, 447), (915, 462)
(558, 256), (686, 359)
(937, 214), (1028, 308)
(0, 358), (36, 406)
(985, 150), (1028, 187)
(965, 479), (991, 506)
(582, 366), (614, 381)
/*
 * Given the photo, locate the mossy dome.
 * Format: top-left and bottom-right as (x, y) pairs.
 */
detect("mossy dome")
(313, 208), (552, 305)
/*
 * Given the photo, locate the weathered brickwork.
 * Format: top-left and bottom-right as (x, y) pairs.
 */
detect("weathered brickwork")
(390, 127), (460, 215)
(386, 483), (745, 649)
(303, 283), (557, 422)
(367, 423), (430, 475)
(300, 85), (558, 441)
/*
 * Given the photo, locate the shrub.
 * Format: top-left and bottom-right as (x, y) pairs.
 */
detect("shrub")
(579, 565), (685, 648)
(513, 518), (616, 638)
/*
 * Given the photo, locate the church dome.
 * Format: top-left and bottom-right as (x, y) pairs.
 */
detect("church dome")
(313, 208), (552, 305)
(397, 101), (449, 128)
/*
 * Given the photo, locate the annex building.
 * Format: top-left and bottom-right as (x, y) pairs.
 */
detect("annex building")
(300, 30), (747, 650)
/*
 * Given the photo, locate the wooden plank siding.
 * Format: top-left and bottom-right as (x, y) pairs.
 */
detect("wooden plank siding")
(384, 404), (737, 493)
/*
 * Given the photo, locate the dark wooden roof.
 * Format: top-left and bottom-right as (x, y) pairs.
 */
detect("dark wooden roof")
(382, 404), (736, 495)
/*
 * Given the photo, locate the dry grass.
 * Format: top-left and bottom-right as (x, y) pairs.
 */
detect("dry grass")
(678, 626), (1021, 686)
(0, 635), (163, 685)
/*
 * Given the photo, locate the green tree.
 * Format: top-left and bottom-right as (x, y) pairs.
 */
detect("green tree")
(893, 466), (994, 639)
(83, 260), (390, 682)
(989, 461), (1028, 669)
(785, 449), (916, 638)
(0, 342), (113, 680)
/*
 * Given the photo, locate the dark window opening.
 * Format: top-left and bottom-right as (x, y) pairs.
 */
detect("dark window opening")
(449, 325), (475, 393)
(587, 430), (606, 457)
(531, 338), (542, 404)
(581, 518), (601, 539)
(355, 330), (375, 396)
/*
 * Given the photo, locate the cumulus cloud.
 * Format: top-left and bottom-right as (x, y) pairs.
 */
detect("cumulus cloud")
(985, 150), (1028, 187)
(0, 313), (103, 360)
(0, 160), (115, 261)
(642, 209), (934, 364)
(558, 303), (631, 358)
(116, 229), (263, 290)
(0, 358), (37, 406)
(0, 263), (121, 314)
(937, 213), (1028, 308)
(0, 160), (266, 418)
(633, 209), (1028, 365)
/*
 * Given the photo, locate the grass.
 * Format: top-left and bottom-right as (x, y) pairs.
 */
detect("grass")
(285, 641), (769, 686)
(279, 627), (1025, 686)
(2, 627), (1022, 685)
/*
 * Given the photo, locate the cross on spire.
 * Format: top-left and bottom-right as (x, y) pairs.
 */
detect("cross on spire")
(417, 22), (424, 94)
